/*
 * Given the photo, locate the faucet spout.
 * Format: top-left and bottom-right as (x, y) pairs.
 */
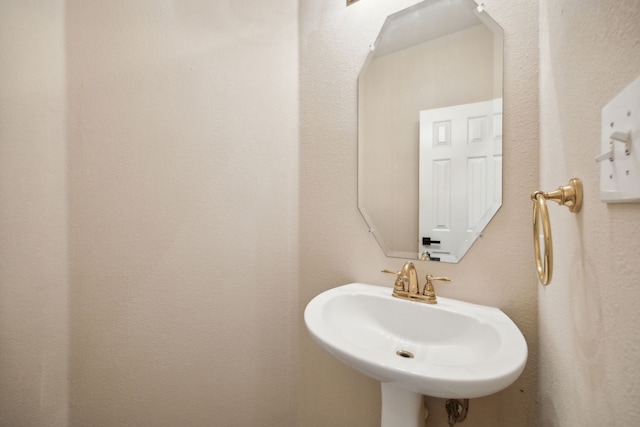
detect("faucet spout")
(400, 262), (419, 294)
(382, 261), (418, 294)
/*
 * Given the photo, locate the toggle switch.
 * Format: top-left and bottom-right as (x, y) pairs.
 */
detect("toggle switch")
(598, 76), (640, 203)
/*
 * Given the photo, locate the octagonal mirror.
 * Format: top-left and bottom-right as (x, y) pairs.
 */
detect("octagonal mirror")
(357, 0), (503, 262)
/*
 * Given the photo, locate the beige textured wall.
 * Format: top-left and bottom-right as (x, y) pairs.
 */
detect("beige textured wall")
(538, 1), (640, 425)
(12, 1), (638, 426)
(0, 2), (69, 426)
(66, 1), (299, 425)
(299, 0), (539, 425)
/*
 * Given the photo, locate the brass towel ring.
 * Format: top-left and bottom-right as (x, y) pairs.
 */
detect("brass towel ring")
(530, 178), (583, 285)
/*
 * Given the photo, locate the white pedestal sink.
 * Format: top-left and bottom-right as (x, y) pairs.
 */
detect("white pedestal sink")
(304, 283), (527, 427)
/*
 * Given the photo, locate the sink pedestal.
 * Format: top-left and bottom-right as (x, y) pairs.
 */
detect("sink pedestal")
(381, 383), (424, 427)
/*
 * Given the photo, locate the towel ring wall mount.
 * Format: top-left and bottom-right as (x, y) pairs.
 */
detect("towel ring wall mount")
(530, 178), (583, 285)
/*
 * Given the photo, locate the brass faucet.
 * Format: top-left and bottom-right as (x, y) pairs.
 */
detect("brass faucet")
(382, 262), (450, 304)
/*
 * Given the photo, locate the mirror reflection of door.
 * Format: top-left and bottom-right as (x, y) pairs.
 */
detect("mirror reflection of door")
(418, 100), (502, 262)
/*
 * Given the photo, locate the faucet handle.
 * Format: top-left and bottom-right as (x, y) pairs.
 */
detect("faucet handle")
(382, 269), (408, 292)
(381, 269), (401, 276)
(425, 275), (451, 285)
(422, 275), (451, 304)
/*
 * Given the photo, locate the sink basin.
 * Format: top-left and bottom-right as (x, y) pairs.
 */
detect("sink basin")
(304, 283), (527, 401)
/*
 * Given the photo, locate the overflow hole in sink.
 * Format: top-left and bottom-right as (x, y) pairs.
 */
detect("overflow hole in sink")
(396, 350), (414, 359)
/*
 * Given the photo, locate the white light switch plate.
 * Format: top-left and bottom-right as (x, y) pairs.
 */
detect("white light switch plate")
(599, 76), (640, 203)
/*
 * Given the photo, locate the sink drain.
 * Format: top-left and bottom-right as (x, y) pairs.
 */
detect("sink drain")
(396, 350), (414, 359)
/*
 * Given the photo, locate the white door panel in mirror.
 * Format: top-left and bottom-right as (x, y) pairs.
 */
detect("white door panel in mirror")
(419, 100), (502, 262)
